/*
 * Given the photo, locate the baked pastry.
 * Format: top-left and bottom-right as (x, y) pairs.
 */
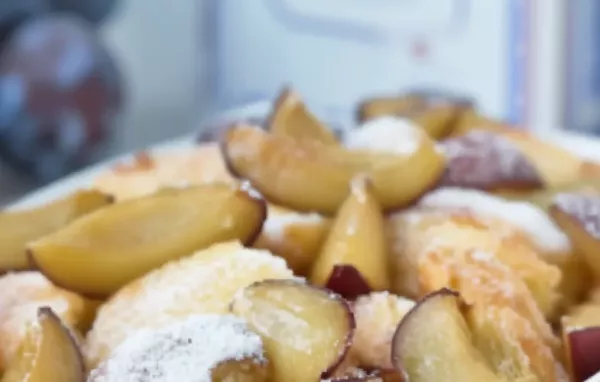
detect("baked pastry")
(387, 210), (566, 380)
(349, 292), (415, 370)
(415, 188), (589, 312)
(84, 241), (296, 369)
(93, 144), (235, 201)
(88, 314), (270, 382)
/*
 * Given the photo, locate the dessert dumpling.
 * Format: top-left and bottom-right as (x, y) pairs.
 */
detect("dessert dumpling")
(416, 187), (588, 313)
(93, 143), (235, 201)
(387, 205), (562, 318)
(350, 292), (415, 370)
(85, 241), (296, 369)
(88, 314), (269, 382)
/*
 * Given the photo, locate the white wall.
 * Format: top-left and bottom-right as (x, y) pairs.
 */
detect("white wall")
(99, 0), (199, 153)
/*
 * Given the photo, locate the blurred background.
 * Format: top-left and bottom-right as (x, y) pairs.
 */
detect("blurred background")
(0, 0), (598, 204)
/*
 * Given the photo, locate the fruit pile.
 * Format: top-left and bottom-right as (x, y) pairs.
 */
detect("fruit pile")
(0, 0), (122, 182)
(1, 88), (600, 381)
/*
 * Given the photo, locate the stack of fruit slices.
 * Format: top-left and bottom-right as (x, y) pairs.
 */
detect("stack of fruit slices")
(3, 88), (600, 381)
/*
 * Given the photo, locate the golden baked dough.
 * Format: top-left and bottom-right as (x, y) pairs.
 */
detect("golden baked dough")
(88, 314), (270, 382)
(84, 241), (296, 370)
(414, 188), (589, 314)
(387, 213), (566, 381)
(0, 272), (97, 371)
(387, 209), (561, 318)
(349, 292), (415, 370)
(93, 143), (235, 200)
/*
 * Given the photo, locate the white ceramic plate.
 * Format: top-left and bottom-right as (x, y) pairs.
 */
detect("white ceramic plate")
(10, 100), (600, 210)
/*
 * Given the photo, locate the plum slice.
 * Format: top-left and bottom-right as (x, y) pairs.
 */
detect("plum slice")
(0, 189), (111, 272)
(29, 183), (266, 297)
(222, 124), (445, 214)
(1, 307), (84, 382)
(231, 279), (355, 382)
(391, 289), (504, 382)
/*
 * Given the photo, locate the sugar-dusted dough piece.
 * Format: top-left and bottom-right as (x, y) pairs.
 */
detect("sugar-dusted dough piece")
(418, 247), (565, 381)
(416, 187), (588, 312)
(387, 200), (569, 380)
(93, 143), (235, 201)
(85, 241), (296, 369)
(88, 314), (269, 382)
(387, 207), (562, 318)
(349, 292), (415, 370)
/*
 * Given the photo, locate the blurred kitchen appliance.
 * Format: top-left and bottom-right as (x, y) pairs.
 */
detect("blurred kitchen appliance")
(201, 1), (597, 134)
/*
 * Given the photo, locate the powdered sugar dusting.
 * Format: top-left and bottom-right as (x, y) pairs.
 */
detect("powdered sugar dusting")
(439, 131), (542, 190)
(351, 292), (415, 369)
(356, 291), (416, 317)
(344, 116), (422, 155)
(419, 188), (571, 254)
(470, 250), (495, 262)
(554, 193), (600, 240)
(586, 371), (600, 382)
(85, 242), (296, 367)
(240, 180), (264, 201)
(87, 314), (265, 382)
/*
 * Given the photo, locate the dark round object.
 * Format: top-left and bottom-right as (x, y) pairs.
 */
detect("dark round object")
(49, 0), (119, 24)
(0, 14), (124, 183)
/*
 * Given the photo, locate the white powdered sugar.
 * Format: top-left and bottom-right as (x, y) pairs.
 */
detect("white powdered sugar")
(554, 193), (600, 240)
(419, 188), (571, 254)
(344, 116), (421, 155)
(85, 242), (296, 367)
(88, 314), (265, 382)
(356, 291), (416, 317)
(585, 370), (600, 382)
(263, 209), (324, 241)
(439, 130), (542, 190)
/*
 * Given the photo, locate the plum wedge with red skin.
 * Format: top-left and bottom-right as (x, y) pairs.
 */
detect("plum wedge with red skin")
(564, 328), (600, 382)
(1, 307), (84, 382)
(561, 303), (600, 381)
(310, 177), (390, 292)
(231, 279), (355, 382)
(29, 183), (267, 298)
(391, 289), (504, 382)
(221, 124), (445, 215)
(268, 88), (339, 145)
(0, 189), (112, 273)
(325, 265), (372, 300)
(438, 130), (544, 191)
